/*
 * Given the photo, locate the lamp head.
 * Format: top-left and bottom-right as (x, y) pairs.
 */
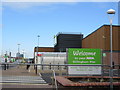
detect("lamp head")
(107, 9), (115, 14)
(37, 35), (40, 37)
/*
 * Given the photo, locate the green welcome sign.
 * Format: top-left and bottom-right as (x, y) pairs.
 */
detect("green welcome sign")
(67, 48), (102, 75)
(68, 48), (101, 65)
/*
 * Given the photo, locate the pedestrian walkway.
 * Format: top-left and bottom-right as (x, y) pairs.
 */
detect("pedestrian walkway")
(0, 65), (52, 88)
(1, 76), (46, 84)
(1, 65), (36, 76)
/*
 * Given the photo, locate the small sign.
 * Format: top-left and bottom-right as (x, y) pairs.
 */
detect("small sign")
(103, 53), (106, 57)
(68, 66), (101, 75)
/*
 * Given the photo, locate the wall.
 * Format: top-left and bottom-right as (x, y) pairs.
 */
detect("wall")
(82, 25), (120, 67)
(35, 52), (66, 70)
(55, 34), (83, 52)
(82, 25), (120, 51)
(104, 25), (120, 51)
(103, 51), (120, 69)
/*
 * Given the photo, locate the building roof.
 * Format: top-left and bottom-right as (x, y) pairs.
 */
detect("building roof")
(83, 24), (120, 40)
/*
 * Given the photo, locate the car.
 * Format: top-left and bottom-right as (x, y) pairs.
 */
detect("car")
(27, 59), (32, 63)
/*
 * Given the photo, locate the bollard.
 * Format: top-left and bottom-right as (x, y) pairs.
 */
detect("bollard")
(4, 64), (6, 70)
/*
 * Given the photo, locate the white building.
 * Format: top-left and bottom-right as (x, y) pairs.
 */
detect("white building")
(35, 52), (66, 70)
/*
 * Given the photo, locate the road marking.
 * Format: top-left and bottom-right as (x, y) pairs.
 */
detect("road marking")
(0, 83), (48, 85)
(1, 79), (45, 81)
(1, 76), (47, 84)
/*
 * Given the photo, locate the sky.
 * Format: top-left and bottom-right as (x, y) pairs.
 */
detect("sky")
(1, 0), (119, 58)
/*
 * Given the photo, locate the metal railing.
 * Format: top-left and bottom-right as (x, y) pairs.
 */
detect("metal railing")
(1, 63), (120, 89)
(1, 63), (120, 74)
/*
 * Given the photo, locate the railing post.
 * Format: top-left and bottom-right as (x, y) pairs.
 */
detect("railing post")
(7, 64), (9, 69)
(35, 65), (37, 75)
(42, 64), (43, 70)
(4, 64), (6, 70)
(52, 70), (58, 90)
(49, 63), (51, 70)
(58, 63), (59, 70)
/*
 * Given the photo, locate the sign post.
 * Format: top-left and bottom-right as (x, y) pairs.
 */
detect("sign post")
(67, 48), (102, 75)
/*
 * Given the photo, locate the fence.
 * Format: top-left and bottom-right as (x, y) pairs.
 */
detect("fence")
(1, 63), (120, 90)
(1, 63), (120, 76)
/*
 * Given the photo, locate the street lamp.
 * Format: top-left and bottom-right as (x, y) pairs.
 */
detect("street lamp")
(35, 35), (40, 74)
(107, 9), (115, 89)
(17, 44), (20, 53)
(37, 35), (40, 47)
(37, 35), (40, 63)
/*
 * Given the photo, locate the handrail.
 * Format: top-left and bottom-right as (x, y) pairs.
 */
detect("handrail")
(52, 70), (58, 90)
(0, 63), (115, 67)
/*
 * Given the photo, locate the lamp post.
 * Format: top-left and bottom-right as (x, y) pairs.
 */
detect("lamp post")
(107, 9), (115, 89)
(36, 35), (40, 63)
(35, 35), (40, 74)
(37, 35), (40, 61)
(17, 44), (20, 59)
(18, 44), (20, 53)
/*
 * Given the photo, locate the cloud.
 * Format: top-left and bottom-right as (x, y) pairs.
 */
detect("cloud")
(2, 0), (120, 2)
(2, 0), (119, 13)
(3, 2), (52, 10)
(2, 0), (76, 2)
(2, 1), (78, 11)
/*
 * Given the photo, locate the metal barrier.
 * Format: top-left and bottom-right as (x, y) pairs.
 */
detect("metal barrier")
(1, 63), (120, 76)
(52, 70), (58, 90)
(0, 63), (120, 89)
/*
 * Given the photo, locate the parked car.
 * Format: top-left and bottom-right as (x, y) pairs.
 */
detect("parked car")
(27, 59), (32, 63)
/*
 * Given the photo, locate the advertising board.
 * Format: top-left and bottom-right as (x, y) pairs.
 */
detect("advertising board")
(67, 48), (102, 75)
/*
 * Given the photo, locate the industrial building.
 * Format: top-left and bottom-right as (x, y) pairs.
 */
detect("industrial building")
(54, 33), (83, 52)
(34, 25), (120, 68)
(33, 33), (83, 67)
(16, 52), (24, 59)
(34, 47), (66, 70)
(34, 47), (54, 63)
(82, 25), (120, 67)
(34, 52), (66, 70)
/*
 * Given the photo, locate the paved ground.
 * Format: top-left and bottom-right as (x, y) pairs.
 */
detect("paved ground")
(1, 76), (46, 84)
(1, 65), (36, 76)
(0, 65), (53, 89)
(1, 65), (119, 89)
